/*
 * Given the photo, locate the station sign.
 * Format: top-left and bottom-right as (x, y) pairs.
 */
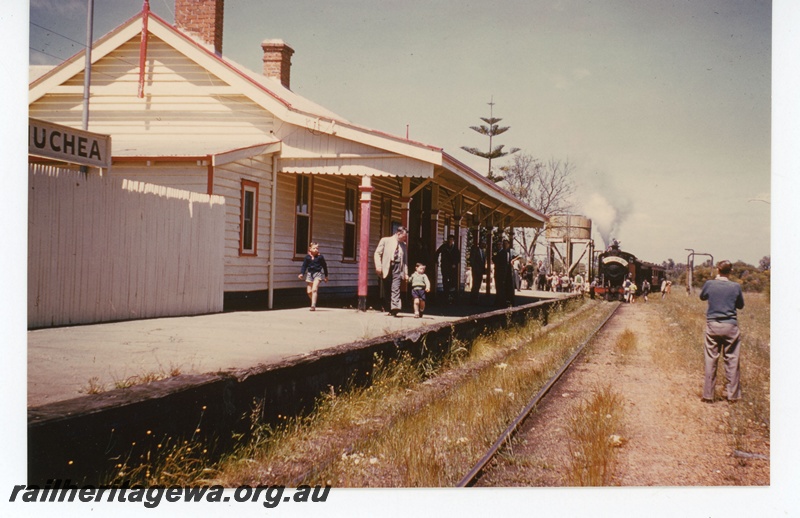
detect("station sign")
(28, 118), (111, 169)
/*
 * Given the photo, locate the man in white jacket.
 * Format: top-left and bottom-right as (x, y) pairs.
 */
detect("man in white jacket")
(374, 226), (408, 316)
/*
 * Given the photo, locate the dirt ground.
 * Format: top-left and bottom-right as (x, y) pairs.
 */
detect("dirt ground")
(480, 301), (770, 486)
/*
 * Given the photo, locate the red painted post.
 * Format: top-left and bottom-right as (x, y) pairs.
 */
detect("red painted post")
(138, 1), (150, 99)
(358, 177), (374, 311)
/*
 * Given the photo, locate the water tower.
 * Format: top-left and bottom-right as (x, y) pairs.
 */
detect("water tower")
(545, 215), (593, 277)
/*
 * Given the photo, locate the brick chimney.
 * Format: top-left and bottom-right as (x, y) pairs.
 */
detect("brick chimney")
(261, 39), (295, 90)
(175, 0), (224, 55)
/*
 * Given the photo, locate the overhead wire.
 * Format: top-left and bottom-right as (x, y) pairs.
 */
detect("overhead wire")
(29, 17), (151, 83)
(30, 21), (87, 49)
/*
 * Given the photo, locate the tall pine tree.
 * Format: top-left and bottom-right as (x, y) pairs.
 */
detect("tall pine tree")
(461, 98), (520, 182)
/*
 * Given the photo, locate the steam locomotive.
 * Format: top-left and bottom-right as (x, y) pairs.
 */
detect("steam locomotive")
(594, 240), (666, 301)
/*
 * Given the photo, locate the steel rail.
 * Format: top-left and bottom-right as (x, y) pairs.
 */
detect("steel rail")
(456, 302), (621, 487)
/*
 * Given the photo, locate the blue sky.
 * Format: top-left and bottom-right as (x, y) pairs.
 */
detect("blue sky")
(26, 0), (772, 266)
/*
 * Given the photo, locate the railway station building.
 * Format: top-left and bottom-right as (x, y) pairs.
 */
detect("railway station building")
(28, 0), (546, 327)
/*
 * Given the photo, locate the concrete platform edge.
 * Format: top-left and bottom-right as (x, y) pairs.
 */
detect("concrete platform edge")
(27, 298), (571, 485)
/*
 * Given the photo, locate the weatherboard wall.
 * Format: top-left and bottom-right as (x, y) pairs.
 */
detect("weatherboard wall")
(29, 36), (277, 141)
(27, 164), (225, 328)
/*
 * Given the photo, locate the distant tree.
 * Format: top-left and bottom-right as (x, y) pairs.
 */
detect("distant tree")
(692, 264), (713, 286)
(759, 256), (770, 271)
(732, 261), (770, 293)
(461, 98), (520, 182)
(679, 260), (770, 294)
(500, 154), (576, 261)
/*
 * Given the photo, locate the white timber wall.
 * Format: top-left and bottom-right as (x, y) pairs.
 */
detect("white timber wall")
(28, 164), (225, 328)
(30, 34), (280, 296)
(272, 173), (403, 295)
(109, 156), (274, 292)
(103, 157), (274, 293)
(107, 163), (208, 193)
(214, 155), (273, 292)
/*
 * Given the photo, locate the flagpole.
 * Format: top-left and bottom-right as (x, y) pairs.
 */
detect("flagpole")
(80, 0), (94, 174)
(81, 0), (94, 132)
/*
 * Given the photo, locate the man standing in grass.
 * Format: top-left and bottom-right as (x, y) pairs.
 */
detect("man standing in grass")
(699, 260), (745, 403)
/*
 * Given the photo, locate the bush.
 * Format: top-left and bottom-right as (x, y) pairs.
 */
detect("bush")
(679, 261), (770, 293)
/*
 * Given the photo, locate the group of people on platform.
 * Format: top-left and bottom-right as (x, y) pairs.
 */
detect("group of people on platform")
(467, 239), (590, 307)
(299, 227), (590, 315)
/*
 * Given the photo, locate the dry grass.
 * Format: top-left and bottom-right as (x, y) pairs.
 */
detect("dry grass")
(295, 301), (614, 486)
(101, 291), (769, 488)
(80, 364), (185, 393)
(564, 384), (625, 486)
(119, 299), (615, 487)
(108, 407), (214, 486)
(79, 376), (105, 395)
(116, 364), (184, 389)
(614, 329), (637, 362)
(651, 292), (770, 455)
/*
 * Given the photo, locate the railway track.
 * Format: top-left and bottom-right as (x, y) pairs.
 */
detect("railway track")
(456, 301), (621, 487)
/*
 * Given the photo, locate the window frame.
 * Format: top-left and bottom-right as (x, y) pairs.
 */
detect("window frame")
(293, 175), (312, 259)
(239, 180), (259, 257)
(380, 194), (393, 238)
(342, 183), (358, 261)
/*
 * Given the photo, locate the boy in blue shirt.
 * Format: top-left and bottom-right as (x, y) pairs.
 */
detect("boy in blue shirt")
(298, 242), (328, 311)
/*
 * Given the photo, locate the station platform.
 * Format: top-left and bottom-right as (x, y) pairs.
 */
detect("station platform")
(28, 289), (567, 408)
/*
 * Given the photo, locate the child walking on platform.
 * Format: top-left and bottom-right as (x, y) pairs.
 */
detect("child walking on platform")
(298, 242), (328, 311)
(409, 263), (431, 318)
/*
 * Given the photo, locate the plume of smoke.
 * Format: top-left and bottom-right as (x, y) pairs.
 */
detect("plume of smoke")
(579, 173), (633, 248)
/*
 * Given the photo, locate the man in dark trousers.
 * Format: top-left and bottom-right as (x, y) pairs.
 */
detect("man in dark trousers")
(699, 260), (745, 402)
(468, 240), (486, 304)
(374, 226), (409, 316)
(536, 260), (547, 291)
(492, 239), (516, 307)
(436, 234), (461, 303)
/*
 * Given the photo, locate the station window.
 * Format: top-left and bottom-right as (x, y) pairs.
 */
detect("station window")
(380, 195), (392, 237)
(240, 180), (259, 256)
(294, 175), (312, 257)
(343, 185), (357, 260)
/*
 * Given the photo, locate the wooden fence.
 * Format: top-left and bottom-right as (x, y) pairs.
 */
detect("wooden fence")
(28, 164), (226, 328)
